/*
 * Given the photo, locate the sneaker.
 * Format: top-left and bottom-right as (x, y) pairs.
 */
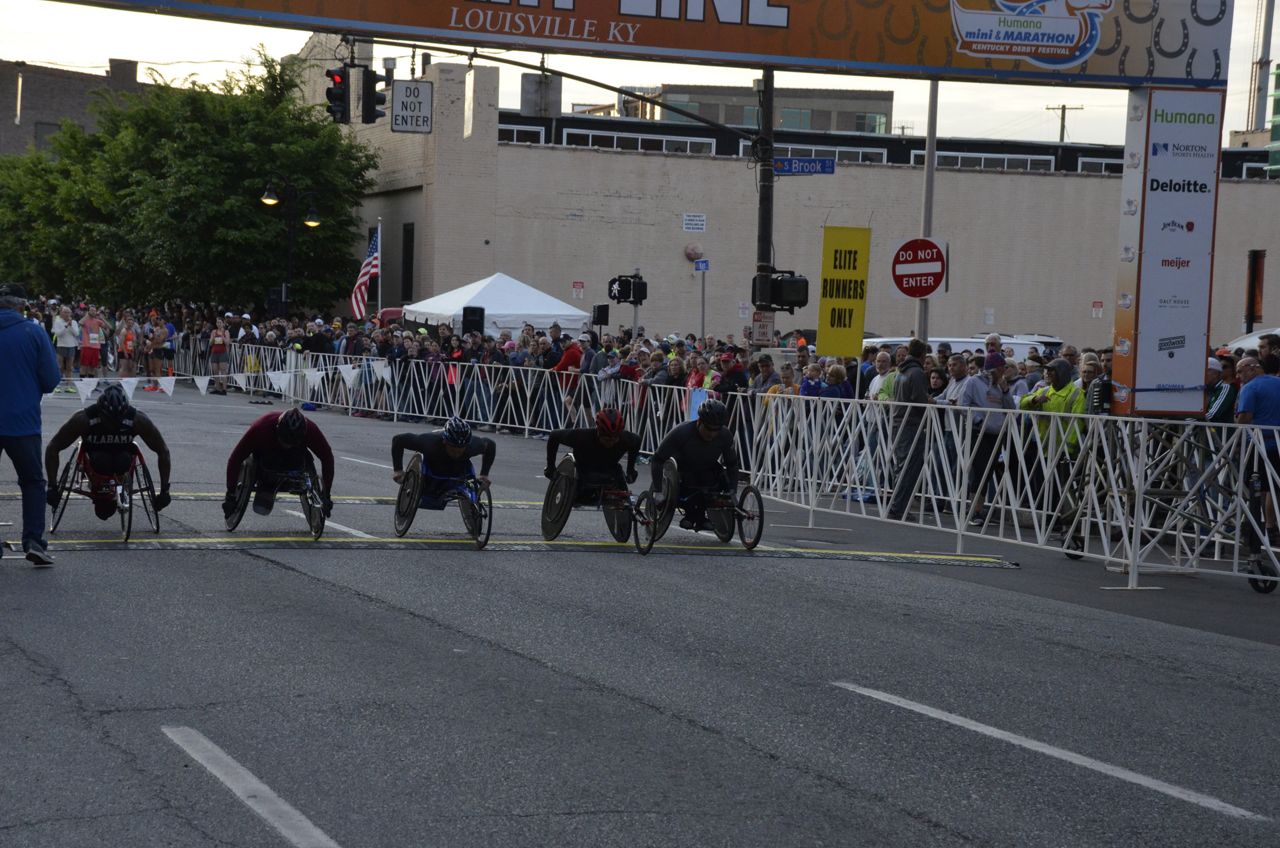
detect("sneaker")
(968, 514), (985, 527)
(144, 385), (160, 392)
(252, 492), (275, 516)
(679, 517), (697, 531)
(25, 543), (54, 568)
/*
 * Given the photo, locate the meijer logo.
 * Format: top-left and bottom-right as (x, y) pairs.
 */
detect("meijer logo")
(1153, 108), (1216, 125)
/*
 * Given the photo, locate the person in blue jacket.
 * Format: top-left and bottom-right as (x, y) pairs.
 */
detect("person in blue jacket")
(0, 284), (61, 566)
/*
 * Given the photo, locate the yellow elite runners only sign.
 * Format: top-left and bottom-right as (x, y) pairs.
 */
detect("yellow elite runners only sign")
(817, 227), (870, 360)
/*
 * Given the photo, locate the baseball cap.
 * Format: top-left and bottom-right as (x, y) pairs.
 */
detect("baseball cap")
(1207, 357), (1223, 372)
(503, 340), (517, 351)
(984, 352), (1006, 372)
(578, 332), (591, 342)
(606, 350), (618, 358)
(224, 311), (234, 318)
(241, 313), (251, 320)
(1215, 347), (1231, 357)
(314, 318), (324, 326)
(417, 327), (429, 335)
(0, 283), (27, 301)
(719, 353), (734, 362)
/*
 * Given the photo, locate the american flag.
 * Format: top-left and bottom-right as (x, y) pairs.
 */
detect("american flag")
(350, 227), (379, 320)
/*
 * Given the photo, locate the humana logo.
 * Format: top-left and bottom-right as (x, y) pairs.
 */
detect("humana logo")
(1153, 108), (1215, 125)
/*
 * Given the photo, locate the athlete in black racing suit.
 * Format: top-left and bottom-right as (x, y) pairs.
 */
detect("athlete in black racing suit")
(650, 398), (738, 531)
(391, 416), (495, 499)
(544, 407), (640, 503)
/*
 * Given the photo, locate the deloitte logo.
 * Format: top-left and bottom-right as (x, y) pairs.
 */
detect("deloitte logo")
(1153, 108), (1216, 126)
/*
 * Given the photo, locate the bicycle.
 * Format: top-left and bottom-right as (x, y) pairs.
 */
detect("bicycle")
(50, 441), (159, 543)
(393, 453), (493, 550)
(1243, 468), (1279, 594)
(225, 456), (327, 540)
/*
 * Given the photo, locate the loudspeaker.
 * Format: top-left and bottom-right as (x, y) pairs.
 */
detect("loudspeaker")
(592, 304), (609, 327)
(462, 306), (485, 335)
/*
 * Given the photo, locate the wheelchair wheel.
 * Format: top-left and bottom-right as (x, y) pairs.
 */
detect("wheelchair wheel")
(541, 455), (576, 541)
(135, 461), (160, 535)
(49, 457), (76, 533)
(225, 456), (254, 531)
(736, 485), (764, 551)
(654, 458), (679, 541)
(467, 483), (493, 550)
(300, 468), (325, 541)
(394, 455), (422, 538)
(604, 502), (632, 543)
(633, 490), (659, 556)
(1063, 534), (1084, 561)
(1248, 557), (1279, 594)
(119, 485), (133, 543)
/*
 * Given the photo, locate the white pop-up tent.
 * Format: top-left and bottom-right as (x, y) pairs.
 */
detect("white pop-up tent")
(403, 272), (590, 334)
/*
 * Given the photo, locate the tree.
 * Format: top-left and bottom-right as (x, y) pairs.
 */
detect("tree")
(0, 52), (378, 311)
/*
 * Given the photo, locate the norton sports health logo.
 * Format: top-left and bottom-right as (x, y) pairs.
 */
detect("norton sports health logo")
(951, 0), (1115, 68)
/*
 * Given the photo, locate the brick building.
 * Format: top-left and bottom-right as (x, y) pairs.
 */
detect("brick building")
(0, 59), (144, 157)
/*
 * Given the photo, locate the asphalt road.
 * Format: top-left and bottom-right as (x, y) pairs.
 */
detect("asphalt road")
(3, 388), (1279, 847)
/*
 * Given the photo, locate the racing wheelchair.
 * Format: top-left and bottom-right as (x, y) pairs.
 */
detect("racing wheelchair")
(225, 455), (327, 540)
(50, 441), (159, 542)
(393, 453), (493, 550)
(541, 454), (659, 554)
(643, 458), (765, 551)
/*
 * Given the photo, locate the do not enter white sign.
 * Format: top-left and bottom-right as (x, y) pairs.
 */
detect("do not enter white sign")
(891, 237), (947, 298)
(391, 80), (433, 134)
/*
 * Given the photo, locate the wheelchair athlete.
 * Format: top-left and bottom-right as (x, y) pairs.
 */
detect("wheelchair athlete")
(651, 398), (739, 532)
(44, 384), (173, 519)
(544, 408), (640, 503)
(390, 416), (495, 496)
(223, 408), (335, 518)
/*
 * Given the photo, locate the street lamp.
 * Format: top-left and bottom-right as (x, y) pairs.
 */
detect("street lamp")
(259, 179), (320, 316)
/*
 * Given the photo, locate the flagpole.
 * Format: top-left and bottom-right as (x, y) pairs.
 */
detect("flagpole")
(376, 217), (383, 318)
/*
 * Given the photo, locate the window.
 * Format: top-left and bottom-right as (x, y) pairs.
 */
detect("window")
(1241, 162), (1277, 179)
(34, 121), (61, 150)
(666, 101), (701, 122)
(561, 129), (716, 155)
(401, 223), (415, 303)
(743, 105), (759, 128)
(744, 141), (887, 164)
(855, 113), (887, 134)
(498, 125), (545, 144)
(1079, 158), (1124, 175)
(780, 108), (811, 130)
(911, 150), (1056, 171)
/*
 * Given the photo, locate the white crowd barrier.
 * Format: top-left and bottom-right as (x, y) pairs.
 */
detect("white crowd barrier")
(173, 345), (1278, 589)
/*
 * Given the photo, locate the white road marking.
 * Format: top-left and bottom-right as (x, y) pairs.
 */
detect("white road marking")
(831, 682), (1268, 822)
(283, 510), (374, 539)
(340, 456), (393, 469)
(162, 726), (342, 848)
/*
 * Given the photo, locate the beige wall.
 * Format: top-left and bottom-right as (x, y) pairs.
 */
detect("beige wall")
(358, 63), (1280, 351)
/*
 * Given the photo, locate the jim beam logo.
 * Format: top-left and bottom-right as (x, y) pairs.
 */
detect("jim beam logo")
(951, 0), (1115, 68)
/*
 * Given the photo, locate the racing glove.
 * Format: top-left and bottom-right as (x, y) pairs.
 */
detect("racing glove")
(221, 492), (238, 518)
(153, 490), (171, 512)
(543, 465), (557, 479)
(321, 494), (334, 517)
(625, 467), (638, 485)
(46, 488), (60, 508)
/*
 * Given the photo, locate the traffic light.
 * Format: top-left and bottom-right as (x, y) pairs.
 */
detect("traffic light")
(608, 276), (631, 303)
(752, 270), (809, 313)
(630, 277), (648, 305)
(362, 67), (387, 124)
(325, 66), (349, 124)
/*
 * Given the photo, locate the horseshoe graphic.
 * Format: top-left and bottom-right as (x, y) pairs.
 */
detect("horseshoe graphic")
(1190, 0), (1226, 27)
(1184, 48), (1222, 81)
(1153, 18), (1189, 59)
(1119, 45), (1155, 78)
(1123, 0), (1158, 24)
(884, 4), (920, 46)
(1096, 18), (1122, 56)
(818, 0), (854, 40)
(922, 0), (950, 12)
(874, 33), (886, 62)
(916, 36), (928, 66)
(856, 0), (889, 9)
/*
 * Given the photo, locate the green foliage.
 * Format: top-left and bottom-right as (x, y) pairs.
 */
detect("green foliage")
(0, 52), (378, 310)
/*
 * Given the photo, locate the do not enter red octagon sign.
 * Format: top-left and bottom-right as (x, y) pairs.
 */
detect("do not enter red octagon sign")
(892, 238), (947, 298)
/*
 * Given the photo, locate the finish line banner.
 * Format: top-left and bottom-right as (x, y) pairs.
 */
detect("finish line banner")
(68, 1), (1232, 89)
(817, 227), (870, 360)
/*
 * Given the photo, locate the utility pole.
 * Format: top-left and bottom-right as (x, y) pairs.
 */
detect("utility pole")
(754, 68), (775, 316)
(1045, 104), (1084, 143)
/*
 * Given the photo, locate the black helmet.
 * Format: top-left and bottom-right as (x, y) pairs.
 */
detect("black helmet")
(443, 416), (472, 447)
(276, 408), (307, 447)
(97, 384), (130, 422)
(697, 399), (728, 428)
